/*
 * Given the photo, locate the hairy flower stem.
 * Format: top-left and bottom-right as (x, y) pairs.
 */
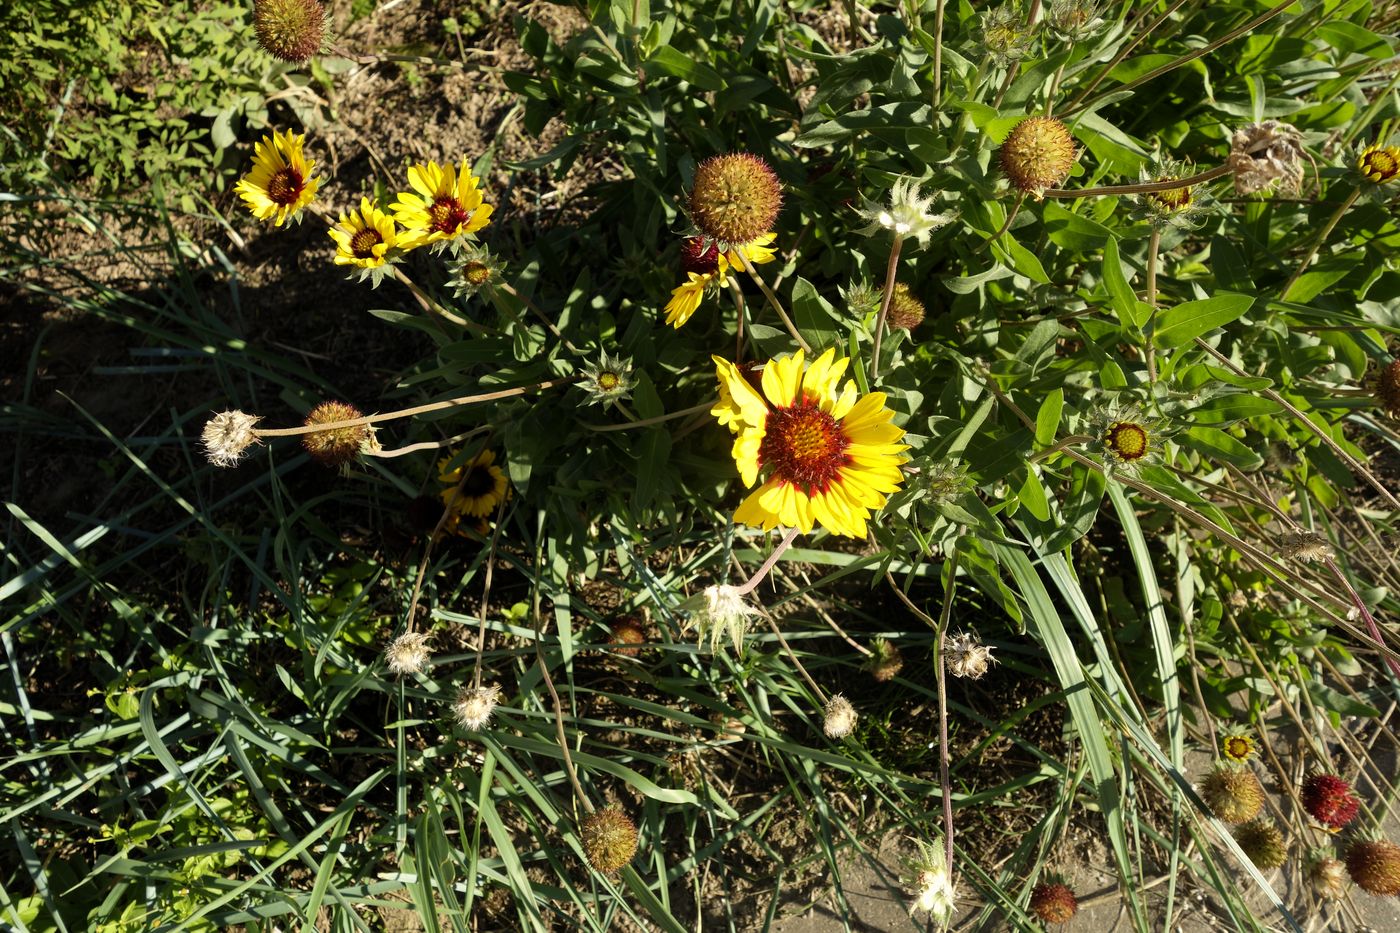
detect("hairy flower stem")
(1146, 229), (1161, 384)
(870, 235), (905, 381)
(738, 251), (811, 353)
(370, 426), (490, 459)
(472, 495), (508, 690)
(393, 267), (484, 332)
(1324, 558), (1400, 681)
(728, 278), (748, 362)
(531, 576), (594, 814)
(1040, 164), (1231, 199)
(932, 0), (946, 108)
(1280, 188), (1360, 301)
(253, 377), (575, 438)
(733, 526), (802, 597)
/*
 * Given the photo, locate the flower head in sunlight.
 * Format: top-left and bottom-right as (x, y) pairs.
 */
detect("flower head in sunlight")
(452, 683), (501, 730)
(391, 158), (493, 252)
(234, 129), (321, 227)
(688, 152), (782, 246)
(253, 0), (328, 64)
(329, 197), (398, 279)
(201, 410), (262, 467)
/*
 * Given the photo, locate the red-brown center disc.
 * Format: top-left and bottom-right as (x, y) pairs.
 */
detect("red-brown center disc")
(349, 227), (382, 258)
(680, 237), (721, 275)
(428, 197), (470, 234)
(759, 399), (851, 494)
(266, 167), (305, 206)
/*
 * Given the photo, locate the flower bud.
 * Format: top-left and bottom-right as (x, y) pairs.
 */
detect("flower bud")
(1199, 764), (1265, 823)
(1234, 819), (1287, 870)
(607, 615), (647, 657)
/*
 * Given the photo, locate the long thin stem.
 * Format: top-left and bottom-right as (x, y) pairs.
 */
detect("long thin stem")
(254, 376), (574, 437)
(870, 235), (905, 381)
(394, 267), (484, 332)
(1146, 228), (1161, 383)
(728, 278), (748, 362)
(733, 527), (802, 596)
(932, 0), (946, 108)
(471, 495), (508, 690)
(583, 402), (712, 433)
(1040, 164), (1231, 199)
(1324, 558), (1400, 681)
(1061, 0), (1191, 114)
(368, 426), (490, 459)
(1279, 188), (1360, 301)
(532, 581), (594, 814)
(738, 251), (811, 353)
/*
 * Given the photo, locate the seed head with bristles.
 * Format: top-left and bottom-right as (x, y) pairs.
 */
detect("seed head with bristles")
(866, 637), (904, 682)
(856, 176), (955, 250)
(201, 410), (263, 467)
(1228, 121), (1305, 196)
(1234, 819), (1288, 870)
(579, 806), (638, 873)
(1029, 882), (1078, 924)
(1000, 117), (1076, 198)
(1308, 854), (1347, 900)
(1278, 531), (1334, 564)
(887, 283), (927, 332)
(945, 632), (996, 679)
(452, 683), (502, 730)
(823, 694), (858, 738)
(384, 631), (431, 675)
(1301, 774), (1360, 832)
(905, 839), (957, 922)
(690, 584), (760, 654)
(1345, 839), (1400, 896)
(1199, 763), (1265, 823)
(688, 153), (783, 246)
(302, 401), (374, 467)
(252, 0), (329, 64)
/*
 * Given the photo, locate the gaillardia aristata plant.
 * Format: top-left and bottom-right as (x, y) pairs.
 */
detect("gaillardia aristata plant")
(234, 129), (321, 227)
(712, 348), (907, 537)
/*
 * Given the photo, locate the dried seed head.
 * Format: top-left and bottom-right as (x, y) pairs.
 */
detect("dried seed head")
(1358, 144), (1400, 184)
(1234, 819), (1288, 870)
(688, 153), (783, 245)
(1000, 117), (1076, 198)
(693, 584), (759, 654)
(1308, 855), (1347, 900)
(384, 631), (432, 675)
(1301, 774), (1360, 832)
(201, 410), (263, 467)
(856, 176), (955, 249)
(907, 840), (957, 921)
(822, 693), (858, 738)
(1029, 882), (1078, 924)
(302, 401), (372, 467)
(607, 615), (647, 657)
(253, 0), (328, 64)
(1279, 531), (1334, 564)
(1346, 839), (1400, 896)
(888, 283), (927, 331)
(945, 632), (996, 679)
(1379, 358), (1400, 417)
(1228, 121), (1305, 196)
(866, 637), (904, 682)
(452, 683), (502, 730)
(1199, 764), (1265, 823)
(580, 806), (638, 873)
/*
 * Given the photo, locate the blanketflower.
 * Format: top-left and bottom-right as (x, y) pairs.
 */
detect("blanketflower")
(329, 197), (397, 269)
(712, 348), (907, 538)
(234, 129), (321, 227)
(391, 158), (493, 251)
(438, 448), (509, 535)
(664, 233), (777, 328)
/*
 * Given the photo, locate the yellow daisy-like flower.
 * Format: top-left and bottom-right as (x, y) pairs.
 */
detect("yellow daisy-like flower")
(712, 348), (908, 538)
(329, 197), (397, 269)
(1220, 726), (1258, 765)
(439, 448), (509, 525)
(664, 233), (778, 328)
(391, 158), (494, 250)
(234, 129), (321, 227)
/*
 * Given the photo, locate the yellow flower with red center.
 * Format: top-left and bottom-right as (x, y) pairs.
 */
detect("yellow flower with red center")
(665, 233), (777, 328)
(391, 158), (494, 251)
(712, 348), (907, 538)
(329, 197), (397, 269)
(1104, 420), (1149, 462)
(438, 448), (509, 536)
(1359, 144), (1400, 184)
(1220, 726), (1258, 764)
(234, 129), (321, 227)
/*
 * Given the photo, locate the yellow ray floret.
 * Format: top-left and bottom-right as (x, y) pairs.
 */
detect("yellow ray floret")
(439, 448), (509, 520)
(391, 158), (494, 250)
(712, 347), (907, 538)
(664, 233), (778, 329)
(234, 129), (321, 227)
(329, 197), (397, 269)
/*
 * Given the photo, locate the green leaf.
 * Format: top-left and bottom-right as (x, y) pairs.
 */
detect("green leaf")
(1102, 237), (1149, 330)
(643, 45), (725, 90)
(1188, 394), (1281, 425)
(1035, 389), (1064, 446)
(1154, 295), (1255, 349)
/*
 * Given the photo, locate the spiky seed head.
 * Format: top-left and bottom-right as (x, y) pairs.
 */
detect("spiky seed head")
(1346, 839), (1400, 896)
(1278, 531), (1334, 564)
(945, 632), (996, 679)
(907, 840), (957, 921)
(1029, 882), (1078, 924)
(688, 153), (782, 245)
(888, 283), (926, 331)
(253, 0), (327, 63)
(1234, 819), (1288, 870)
(1358, 144), (1400, 184)
(1309, 855), (1347, 900)
(1301, 774), (1360, 832)
(384, 631), (431, 675)
(580, 806), (637, 873)
(452, 683), (501, 730)
(608, 615), (647, 657)
(1000, 117), (1076, 197)
(1379, 360), (1400, 417)
(1199, 764), (1265, 823)
(822, 694), (857, 738)
(301, 401), (371, 467)
(201, 410), (263, 467)
(866, 637), (904, 682)
(692, 584), (759, 654)
(856, 176), (956, 249)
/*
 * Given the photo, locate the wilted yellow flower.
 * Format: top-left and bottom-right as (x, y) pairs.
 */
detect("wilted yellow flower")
(664, 233), (777, 328)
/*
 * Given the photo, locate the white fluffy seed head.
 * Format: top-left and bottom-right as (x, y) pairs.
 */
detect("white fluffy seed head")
(823, 693), (858, 738)
(453, 683), (502, 730)
(695, 584), (760, 654)
(201, 410), (263, 467)
(945, 632), (996, 680)
(384, 631), (432, 675)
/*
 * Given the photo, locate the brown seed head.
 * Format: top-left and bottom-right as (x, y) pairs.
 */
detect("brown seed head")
(888, 283), (926, 331)
(1346, 839), (1400, 896)
(580, 806), (638, 873)
(301, 401), (370, 467)
(1029, 882), (1078, 924)
(1234, 819), (1287, 870)
(1200, 765), (1265, 823)
(867, 638), (904, 682)
(1000, 117), (1076, 197)
(1309, 855), (1347, 900)
(689, 153), (782, 245)
(201, 410), (263, 467)
(253, 0), (327, 64)
(607, 615), (647, 657)
(823, 694), (858, 738)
